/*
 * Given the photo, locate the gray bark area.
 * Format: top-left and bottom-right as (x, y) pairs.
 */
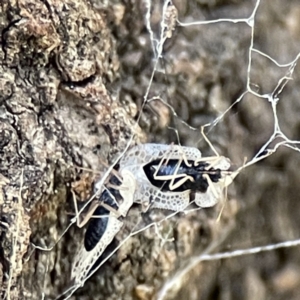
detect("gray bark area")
(1, 0), (300, 300)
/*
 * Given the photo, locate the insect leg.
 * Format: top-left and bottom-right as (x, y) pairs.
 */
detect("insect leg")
(99, 159), (124, 183)
(117, 169), (136, 217)
(167, 155), (195, 190)
(201, 126), (220, 157)
(202, 173), (221, 199)
(151, 150), (194, 184)
(71, 189), (102, 228)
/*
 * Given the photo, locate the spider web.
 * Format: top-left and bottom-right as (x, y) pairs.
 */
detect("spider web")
(137, 1), (300, 300)
(29, 1), (300, 299)
(118, 0), (300, 299)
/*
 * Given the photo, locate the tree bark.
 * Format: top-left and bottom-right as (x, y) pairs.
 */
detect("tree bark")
(1, 1), (300, 300)
(0, 0), (143, 298)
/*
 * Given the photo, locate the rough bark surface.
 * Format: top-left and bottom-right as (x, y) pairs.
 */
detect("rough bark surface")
(1, 0), (300, 300)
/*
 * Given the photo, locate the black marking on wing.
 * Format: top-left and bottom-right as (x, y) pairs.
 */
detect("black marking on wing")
(84, 205), (110, 251)
(84, 175), (122, 252)
(143, 159), (222, 193)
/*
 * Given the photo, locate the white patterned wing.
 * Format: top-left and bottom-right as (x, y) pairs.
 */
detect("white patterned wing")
(150, 189), (191, 211)
(71, 170), (136, 285)
(134, 182), (191, 212)
(71, 216), (123, 285)
(120, 144), (202, 169)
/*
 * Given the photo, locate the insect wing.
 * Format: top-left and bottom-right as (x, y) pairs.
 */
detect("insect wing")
(134, 181), (191, 212)
(120, 144), (202, 169)
(150, 189), (191, 211)
(71, 215), (123, 285)
(120, 144), (173, 168)
(71, 170), (136, 285)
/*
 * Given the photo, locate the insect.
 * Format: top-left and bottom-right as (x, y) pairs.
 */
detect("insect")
(70, 143), (235, 287)
(119, 143), (234, 210)
(71, 169), (136, 286)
